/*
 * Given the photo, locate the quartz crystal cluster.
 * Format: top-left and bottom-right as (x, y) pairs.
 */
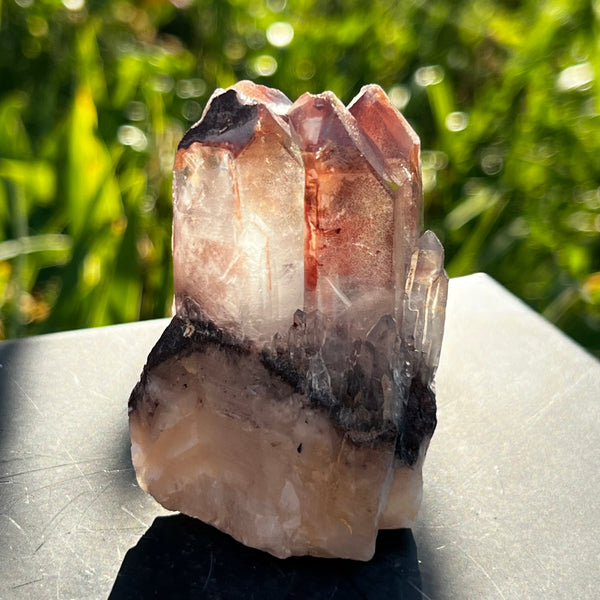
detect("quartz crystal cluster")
(129, 81), (448, 561)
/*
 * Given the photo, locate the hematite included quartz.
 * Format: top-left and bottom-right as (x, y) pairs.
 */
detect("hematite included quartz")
(129, 81), (448, 560)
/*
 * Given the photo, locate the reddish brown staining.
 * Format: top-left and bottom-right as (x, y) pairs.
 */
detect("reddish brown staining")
(333, 217), (391, 285)
(288, 91), (403, 301)
(348, 85), (419, 163)
(304, 193), (392, 293)
(304, 252), (319, 293)
(174, 140), (241, 179)
(303, 169), (320, 293)
(231, 165), (242, 222)
(409, 145), (422, 178)
(173, 147), (192, 171)
(288, 92), (351, 154)
(248, 109), (284, 143)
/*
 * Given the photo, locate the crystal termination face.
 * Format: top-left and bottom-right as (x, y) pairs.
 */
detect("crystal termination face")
(129, 81), (448, 561)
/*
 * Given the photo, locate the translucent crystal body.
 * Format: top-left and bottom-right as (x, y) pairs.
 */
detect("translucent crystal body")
(173, 82), (305, 341)
(129, 81), (448, 560)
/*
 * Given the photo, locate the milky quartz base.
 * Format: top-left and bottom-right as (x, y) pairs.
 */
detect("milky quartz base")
(129, 322), (428, 560)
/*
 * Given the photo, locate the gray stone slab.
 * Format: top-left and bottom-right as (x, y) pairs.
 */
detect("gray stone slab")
(0, 274), (598, 599)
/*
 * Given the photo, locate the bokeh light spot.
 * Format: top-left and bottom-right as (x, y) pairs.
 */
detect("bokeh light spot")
(266, 22), (294, 47)
(181, 100), (202, 122)
(388, 85), (411, 111)
(126, 101), (147, 122)
(224, 38), (246, 61)
(422, 150), (449, 171)
(267, 0), (287, 12)
(296, 59), (315, 80)
(253, 55), (278, 76)
(480, 147), (504, 175)
(445, 111), (469, 132)
(415, 65), (444, 87)
(557, 62), (594, 92)
(27, 16), (49, 37)
(151, 74), (174, 94)
(62, 0), (85, 11)
(423, 168), (437, 193)
(117, 125), (148, 152)
(176, 78), (207, 99)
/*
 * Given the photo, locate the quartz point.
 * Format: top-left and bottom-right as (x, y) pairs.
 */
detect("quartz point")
(129, 81), (448, 561)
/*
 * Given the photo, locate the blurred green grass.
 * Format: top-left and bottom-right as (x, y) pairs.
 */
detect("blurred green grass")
(0, 0), (598, 356)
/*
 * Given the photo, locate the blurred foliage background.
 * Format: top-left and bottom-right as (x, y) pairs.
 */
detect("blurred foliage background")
(0, 0), (598, 356)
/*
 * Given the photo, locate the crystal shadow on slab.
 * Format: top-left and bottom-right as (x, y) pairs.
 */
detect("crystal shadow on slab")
(108, 514), (424, 600)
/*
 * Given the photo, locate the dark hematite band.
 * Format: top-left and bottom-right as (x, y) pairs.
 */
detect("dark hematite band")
(129, 316), (436, 466)
(178, 90), (259, 150)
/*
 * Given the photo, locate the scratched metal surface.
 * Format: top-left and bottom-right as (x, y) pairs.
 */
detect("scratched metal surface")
(0, 274), (598, 599)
